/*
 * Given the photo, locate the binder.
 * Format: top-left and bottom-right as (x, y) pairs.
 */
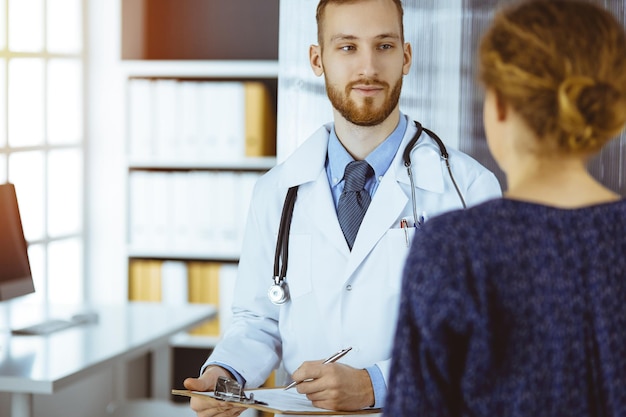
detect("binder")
(161, 261), (188, 305)
(187, 262), (221, 336)
(128, 259), (162, 301)
(127, 79), (153, 159)
(244, 81), (276, 157)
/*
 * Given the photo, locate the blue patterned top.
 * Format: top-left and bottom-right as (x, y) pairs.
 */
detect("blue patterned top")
(385, 198), (626, 417)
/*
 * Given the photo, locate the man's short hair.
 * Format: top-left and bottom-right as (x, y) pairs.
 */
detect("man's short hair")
(315, 0), (405, 45)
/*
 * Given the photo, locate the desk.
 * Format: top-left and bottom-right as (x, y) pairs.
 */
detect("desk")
(0, 302), (216, 417)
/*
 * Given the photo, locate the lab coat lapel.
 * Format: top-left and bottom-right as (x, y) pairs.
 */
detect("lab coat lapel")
(343, 120), (446, 278)
(343, 124), (416, 278)
(346, 167), (408, 275)
(301, 173), (348, 255)
(278, 125), (330, 188)
(279, 124), (348, 256)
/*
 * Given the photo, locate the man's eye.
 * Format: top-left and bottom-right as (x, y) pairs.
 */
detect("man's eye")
(340, 45), (355, 52)
(379, 44), (393, 50)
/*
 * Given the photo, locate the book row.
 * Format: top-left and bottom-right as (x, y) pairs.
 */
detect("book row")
(128, 260), (237, 338)
(128, 170), (261, 255)
(127, 79), (276, 161)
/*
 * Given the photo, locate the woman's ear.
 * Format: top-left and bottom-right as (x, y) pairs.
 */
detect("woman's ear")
(309, 44), (324, 77)
(494, 89), (508, 121)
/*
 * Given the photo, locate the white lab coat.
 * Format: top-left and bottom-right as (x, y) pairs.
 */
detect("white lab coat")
(206, 119), (502, 392)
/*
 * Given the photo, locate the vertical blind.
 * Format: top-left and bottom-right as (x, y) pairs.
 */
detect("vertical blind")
(458, 0), (626, 193)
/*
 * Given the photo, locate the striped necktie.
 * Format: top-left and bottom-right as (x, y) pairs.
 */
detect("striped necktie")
(337, 160), (374, 250)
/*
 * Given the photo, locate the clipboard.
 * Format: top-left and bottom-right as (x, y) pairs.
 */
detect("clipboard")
(172, 376), (382, 415)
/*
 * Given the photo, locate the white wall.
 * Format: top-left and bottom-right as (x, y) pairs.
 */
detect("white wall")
(86, 0), (129, 303)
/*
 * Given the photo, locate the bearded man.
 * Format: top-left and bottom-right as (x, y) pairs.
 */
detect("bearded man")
(184, 1), (501, 416)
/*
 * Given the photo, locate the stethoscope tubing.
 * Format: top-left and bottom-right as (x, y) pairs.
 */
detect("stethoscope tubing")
(273, 186), (298, 284)
(404, 122), (467, 212)
(270, 121), (466, 304)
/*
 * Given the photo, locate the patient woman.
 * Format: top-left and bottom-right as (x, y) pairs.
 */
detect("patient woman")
(384, 0), (626, 416)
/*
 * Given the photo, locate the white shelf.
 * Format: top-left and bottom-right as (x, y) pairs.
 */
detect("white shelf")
(121, 60), (279, 79)
(127, 248), (240, 262)
(128, 156), (276, 171)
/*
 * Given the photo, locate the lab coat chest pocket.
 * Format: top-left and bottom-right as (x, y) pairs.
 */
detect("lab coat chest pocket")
(386, 227), (415, 290)
(284, 234), (312, 298)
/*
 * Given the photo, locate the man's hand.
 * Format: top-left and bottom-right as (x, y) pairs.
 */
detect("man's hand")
(290, 361), (375, 411)
(183, 366), (246, 417)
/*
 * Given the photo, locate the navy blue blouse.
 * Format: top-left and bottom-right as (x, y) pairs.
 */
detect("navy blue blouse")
(385, 198), (626, 417)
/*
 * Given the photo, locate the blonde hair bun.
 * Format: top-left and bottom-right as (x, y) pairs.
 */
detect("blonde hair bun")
(479, 0), (626, 155)
(558, 76), (626, 152)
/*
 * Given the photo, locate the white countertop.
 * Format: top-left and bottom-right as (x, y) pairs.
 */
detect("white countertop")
(0, 302), (216, 394)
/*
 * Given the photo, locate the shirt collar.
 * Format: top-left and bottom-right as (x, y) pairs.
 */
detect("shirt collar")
(327, 113), (408, 184)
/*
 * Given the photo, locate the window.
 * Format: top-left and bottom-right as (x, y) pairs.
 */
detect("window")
(0, 0), (85, 304)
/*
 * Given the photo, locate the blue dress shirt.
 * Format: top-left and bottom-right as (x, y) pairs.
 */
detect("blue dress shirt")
(326, 113), (407, 209)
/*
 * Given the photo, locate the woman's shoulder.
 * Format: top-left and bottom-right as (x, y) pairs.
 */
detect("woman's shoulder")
(424, 198), (512, 230)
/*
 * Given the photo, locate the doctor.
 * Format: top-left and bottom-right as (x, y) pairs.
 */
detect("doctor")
(184, 0), (501, 415)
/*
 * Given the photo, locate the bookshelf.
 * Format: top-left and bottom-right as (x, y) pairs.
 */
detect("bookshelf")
(122, 63), (279, 411)
(118, 2), (280, 413)
(122, 60), (278, 347)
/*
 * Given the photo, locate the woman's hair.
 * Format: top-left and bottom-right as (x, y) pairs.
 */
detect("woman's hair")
(479, 0), (626, 154)
(316, 0), (405, 45)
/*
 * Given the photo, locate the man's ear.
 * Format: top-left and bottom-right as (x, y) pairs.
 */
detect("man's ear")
(309, 44), (324, 77)
(402, 42), (412, 75)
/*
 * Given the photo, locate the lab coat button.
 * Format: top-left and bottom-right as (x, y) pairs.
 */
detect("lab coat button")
(346, 285), (352, 291)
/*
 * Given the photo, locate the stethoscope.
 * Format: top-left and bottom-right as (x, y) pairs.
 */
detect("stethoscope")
(267, 121), (467, 305)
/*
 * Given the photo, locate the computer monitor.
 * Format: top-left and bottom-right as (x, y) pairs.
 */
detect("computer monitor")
(0, 183), (35, 301)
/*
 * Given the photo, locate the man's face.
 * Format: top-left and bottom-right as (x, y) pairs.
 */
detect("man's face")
(312, 0), (411, 126)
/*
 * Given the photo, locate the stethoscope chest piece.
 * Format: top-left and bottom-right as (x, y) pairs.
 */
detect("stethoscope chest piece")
(268, 280), (289, 305)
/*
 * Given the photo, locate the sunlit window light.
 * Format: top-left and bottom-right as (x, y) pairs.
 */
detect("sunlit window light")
(8, 151), (45, 241)
(0, 60), (6, 148)
(26, 243), (45, 303)
(2, 0), (85, 307)
(0, 0), (6, 50)
(48, 148), (83, 237)
(8, 58), (45, 147)
(48, 59), (83, 144)
(8, 0), (44, 52)
(48, 238), (83, 303)
(47, 0), (83, 54)
(0, 156), (6, 182)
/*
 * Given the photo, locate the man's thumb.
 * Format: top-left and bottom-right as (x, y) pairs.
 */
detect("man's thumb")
(183, 377), (212, 392)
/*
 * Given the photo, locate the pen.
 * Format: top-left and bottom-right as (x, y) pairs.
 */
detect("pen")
(400, 219), (409, 247)
(284, 347), (352, 390)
